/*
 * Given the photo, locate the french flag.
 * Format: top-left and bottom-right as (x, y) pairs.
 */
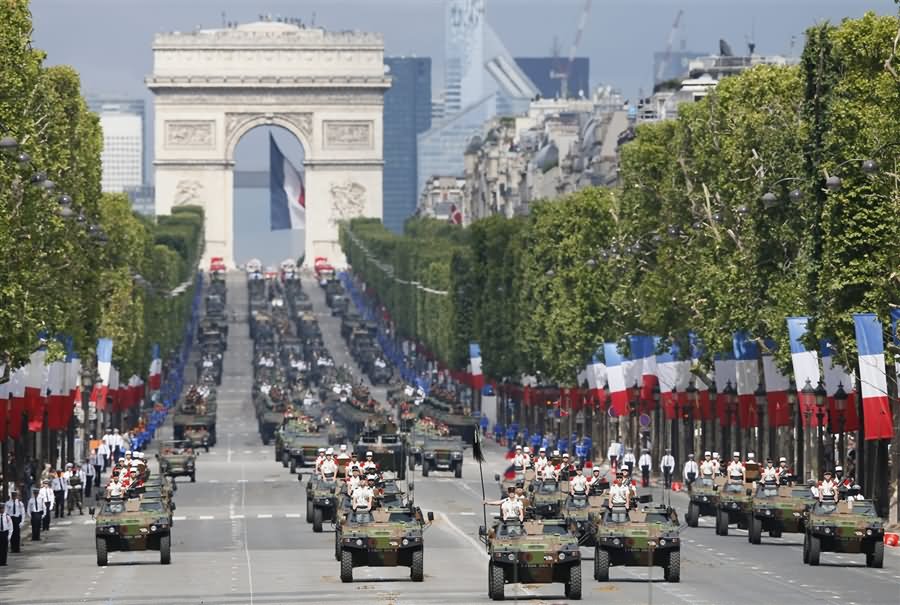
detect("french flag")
(25, 350), (47, 432)
(94, 338), (113, 411)
(586, 350), (607, 404)
(630, 335), (658, 408)
(852, 313), (893, 440)
(469, 343), (484, 390)
(8, 368), (26, 440)
(820, 340), (859, 433)
(713, 353), (737, 427)
(656, 342), (684, 420)
(269, 133), (305, 231)
(604, 342), (629, 417)
(46, 361), (68, 431)
(787, 316), (822, 426)
(733, 332), (761, 428)
(148, 343), (162, 390)
(761, 340), (791, 427)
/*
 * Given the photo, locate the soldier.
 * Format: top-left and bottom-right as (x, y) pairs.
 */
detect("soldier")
(352, 476), (375, 512)
(67, 463), (84, 515)
(622, 448), (637, 476)
(485, 487), (523, 522)
(570, 466), (589, 496)
(587, 468), (605, 494)
(744, 452), (761, 483)
(726, 452), (745, 483)
(834, 465), (852, 499)
(27, 487), (44, 541)
(512, 445), (528, 470)
(0, 503), (11, 565)
(711, 452), (722, 476)
(345, 467), (362, 496)
(816, 470), (838, 504)
(621, 467), (638, 506)
(534, 448), (550, 476)
(775, 456), (794, 485)
(4, 491), (24, 553)
(336, 444), (351, 464)
(314, 448), (326, 472)
(362, 452), (378, 474)
(758, 458), (776, 492)
(105, 475), (124, 499)
(319, 449), (338, 480)
(638, 449), (653, 487)
(682, 453), (699, 487)
(660, 449), (675, 489)
(38, 480), (54, 531)
(522, 446), (533, 469)
(607, 471), (630, 509)
(557, 453), (574, 480)
(699, 452), (715, 478)
(347, 452), (361, 475)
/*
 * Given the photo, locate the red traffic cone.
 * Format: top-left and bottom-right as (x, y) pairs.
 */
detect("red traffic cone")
(671, 481), (682, 492)
(885, 533), (899, 548)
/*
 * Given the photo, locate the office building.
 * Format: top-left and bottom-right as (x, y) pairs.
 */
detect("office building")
(88, 97), (145, 194)
(514, 57), (590, 99)
(383, 57), (432, 234)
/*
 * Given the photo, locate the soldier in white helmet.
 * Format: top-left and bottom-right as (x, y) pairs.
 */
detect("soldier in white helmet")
(569, 465), (589, 495)
(700, 451), (715, 478)
(711, 452), (722, 476)
(319, 448), (338, 480)
(534, 447), (550, 476)
(314, 448), (326, 472)
(512, 445), (527, 470)
(362, 451), (378, 473)
(726, 452), (745, 483)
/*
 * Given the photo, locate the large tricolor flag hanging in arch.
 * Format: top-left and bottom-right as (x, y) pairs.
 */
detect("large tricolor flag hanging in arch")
(269, 133), (306, 231)
(733, 331), (761, 428)
(148, 343), (162, 390)
(852, 313), (893, 440)
(604, 342), (628, 417)
(787, 316), (822, 427)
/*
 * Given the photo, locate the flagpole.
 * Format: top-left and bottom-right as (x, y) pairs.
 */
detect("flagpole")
(474, 423), (488, 538)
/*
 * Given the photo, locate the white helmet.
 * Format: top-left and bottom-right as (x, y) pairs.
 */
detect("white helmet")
(325, 448), (334, 455)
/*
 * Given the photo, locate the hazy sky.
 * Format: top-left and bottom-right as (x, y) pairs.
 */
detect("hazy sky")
(27, 1), (898, 262)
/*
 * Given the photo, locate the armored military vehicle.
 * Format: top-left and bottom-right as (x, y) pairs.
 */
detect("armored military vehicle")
(479, 518), (582, 600)
(157, 440), (196, 483)
(356, 433), (407, 480)
(593, 501), (681, 582)
(685, 476), (719, 527)
(803, 499), (885, 567)
(338, 506), (434, 583)
(418, 435), (465, 478)
(181, 422), (212, 452)
(715, 480), (752, 535)
(280, 426), (330, 473)
(563, 493), (606, 546)
(307, 476), (341, 533)
(94, 497), (172, 565)
(749, 484), (816, 544)
(528, 478), (567, 519)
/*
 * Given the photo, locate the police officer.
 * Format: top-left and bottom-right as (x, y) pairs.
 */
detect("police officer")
(27, 488), (44, 541)
(38, 480), (54, 531)
(4, 491), (24, 553)
(683, 453), (699, 487)
(0, 503), (12, 565)
(660, 449), (675, 489)
(51, 470), (66, 518)
(638, 449), (653, 487)
(83, 458), (96, 499)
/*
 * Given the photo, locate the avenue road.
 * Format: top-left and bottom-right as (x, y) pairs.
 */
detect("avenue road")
(1, 274), (898, 605)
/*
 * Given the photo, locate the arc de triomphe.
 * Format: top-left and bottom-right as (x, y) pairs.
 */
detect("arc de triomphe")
(147, 21), (390, 267)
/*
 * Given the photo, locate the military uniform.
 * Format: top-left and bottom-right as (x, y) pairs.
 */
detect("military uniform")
(570, 472), (588, 495)
(4, 495), (24, 553)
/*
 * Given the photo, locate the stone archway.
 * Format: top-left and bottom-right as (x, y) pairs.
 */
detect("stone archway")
(147, 21), (390, 267)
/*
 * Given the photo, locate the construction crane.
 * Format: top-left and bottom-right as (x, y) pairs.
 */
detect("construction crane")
(550, 0), (592, 99)
(655, 9), (684, 85)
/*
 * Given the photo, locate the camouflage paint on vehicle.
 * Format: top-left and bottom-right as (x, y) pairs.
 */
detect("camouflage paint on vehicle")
(750, 485), (816, 540)
(804, 499), (885, 566)
(529, 479), (567, 519)
(594, 506), (680, 568)
(94, 497), (171, 564)
(483, 519), (581, 585)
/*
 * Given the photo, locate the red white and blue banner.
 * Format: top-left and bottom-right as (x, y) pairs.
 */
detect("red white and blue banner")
(269, 133), (306, 231)
(94, 338), (113, 411)
(630, 335), (658, 407)
(852, 313), (893, 440)
(733, 331), (761, 428)
(761, 340), (791, 427)
(585, 350), (606, 402)
(149, 343), (162, 390)
(820, 340), (859, 433)
(713, 353), (737, 427)
(468, 343), (484, 390)
(656, 342), (691, 420)
(891, 309), (900, 383)
(604, 342), (628, 417)
(24, 350), (47, 432)
(787, 316), (822, 427)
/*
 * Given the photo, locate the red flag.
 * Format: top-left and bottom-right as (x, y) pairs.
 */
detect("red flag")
(828, 392), (859, 433)
(737, 394), (758, 428)
(0, 395), (7, 441)
(661, 391), (677, 420)
(767, 391), (791, 427)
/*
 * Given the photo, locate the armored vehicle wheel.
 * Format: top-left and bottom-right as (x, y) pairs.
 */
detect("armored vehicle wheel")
(306, 499), (313, 523)
(160, 535), (171, 565)
(769, 527), (782, 538)
(454, 463), (463, 479)
(594, 547), (610, 581)
(289, 459), (297, 474)
(749, 516), (762, 544)
(802, 534), (810, 563)
(807, 535), (820, 566)
(867, 541), (884, 568)
(422, 463), (429, 478)
(334, 532), (341, 561)
(96, 537), (108, 566)
(313, 508), (323, 533)
(686, 503), (699, 527)
(665, 551), (680, 583)
(340, 549), (353, 583)
(410, 549), (424, 581)
(715, 510), (728, 536)
(488, 562), (505, 601)
(566, 564), (582, 599)
(281, 453), (289, 467)
(190, 472), (196, 483)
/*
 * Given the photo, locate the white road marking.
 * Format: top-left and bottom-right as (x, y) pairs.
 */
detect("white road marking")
(243, 450), (253, 454)
(257, 513), (273, 519)
(285, 513), (301, 518)
(199, 515), (215, 520)
(173, 516), (186, 521)
(438, 512), (488, 561)
(209, 479), (220, 483)
(459, 511), (475, 516)
(83, 520), (95, 525)
(237, 479), (248, 483)
(58, 521), (72, 526)
(227, 449), (233, 463)
(263, 478), (276, 483)
(230, 514), (245, 519)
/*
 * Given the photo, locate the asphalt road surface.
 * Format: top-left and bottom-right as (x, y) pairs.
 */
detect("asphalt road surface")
(2, 272), (898, 605)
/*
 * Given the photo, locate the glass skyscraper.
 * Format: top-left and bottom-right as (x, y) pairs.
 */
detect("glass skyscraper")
(383, 57), (432, 233)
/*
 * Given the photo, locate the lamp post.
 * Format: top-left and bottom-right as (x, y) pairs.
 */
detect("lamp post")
(833, 382), (848, 469)
(686, 380), (701, 453)
(800, 379), (815, 481)
(681, 389), (693, 463)
(814, 380), (828, 475)
(722, 381), (737, 456)
(754, 380), (767, 459)
(628, 380), (640, 452)
(787, 383), (799, 477)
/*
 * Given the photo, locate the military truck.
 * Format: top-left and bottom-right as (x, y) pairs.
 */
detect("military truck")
(685, 476), (719, 527)
(282, 429), (330, 473)
(479, 518), (582, 600)
(94, 497), (172, 565)
(593, 501), (681, 583)
(748, 484), (816, 544)
(715, 480), (752, 535)
(803, 499), (885, 567)
(356, 433), (407, 480)
(181, 422), (212, 452)
(306, 476), (341, 533)
(418, 435), (465, 478)
(338, 506), (434, 583)
(157, 440), (196, 483)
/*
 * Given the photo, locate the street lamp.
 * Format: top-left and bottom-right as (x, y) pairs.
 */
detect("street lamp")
(754, 380), (767, 458)
(814, 380), (828, 474)
(723, 380), (737, 455)
(834, 382), (848, 469)
(800, 379), (815, 479)
(686, 379), (701, 452)
(628, 380), (640, 451)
